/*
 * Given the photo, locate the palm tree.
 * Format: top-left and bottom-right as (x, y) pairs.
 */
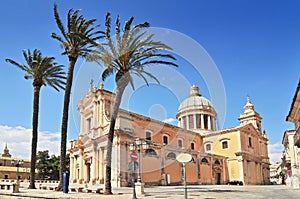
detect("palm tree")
(51, 4), (103, 190)
(5, 49), (65, 189)
(88, 13), (178, 194)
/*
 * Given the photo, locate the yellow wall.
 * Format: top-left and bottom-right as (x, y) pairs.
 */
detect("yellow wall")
(228, 160), (242, 181)
(203, 130), (240, 157)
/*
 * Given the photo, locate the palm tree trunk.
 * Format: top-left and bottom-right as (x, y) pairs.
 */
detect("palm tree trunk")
(104, 83), (127, 195)
(29, 86), (41, 189)
(58, 56), (77, 190)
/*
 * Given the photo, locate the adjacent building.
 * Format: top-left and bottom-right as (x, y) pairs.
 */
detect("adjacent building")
(282, 79), (300, 188)
(69, 84), (270, 188)
(0, 144), (31, 180)
(270, 162), (282, 185)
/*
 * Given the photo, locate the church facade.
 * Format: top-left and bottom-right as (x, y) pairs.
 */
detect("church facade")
(69, 84), (270, 187)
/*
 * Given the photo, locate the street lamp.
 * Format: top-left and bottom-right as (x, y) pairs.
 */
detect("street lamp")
(129, 138), (149, 198)
(176, 153), (192, 199)
(130, 143), (137, 199)
(11, 159), (24, 182)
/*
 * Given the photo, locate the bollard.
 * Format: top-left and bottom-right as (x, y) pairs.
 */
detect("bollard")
(63, 172), (69, 193)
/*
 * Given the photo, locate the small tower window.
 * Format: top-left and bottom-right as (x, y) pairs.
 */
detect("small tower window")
(87, 118), (92, 131)
(163, 135), (168, 145)
(248, 137), (252, 148)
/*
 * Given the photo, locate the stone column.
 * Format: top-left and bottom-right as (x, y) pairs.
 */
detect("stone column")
(92, 101), (97, 137)
(91, 147), (97, 184)
(201, 114), (204, 129)
(208, 115), (211, 130)
(193, 114), (197, 130)
(80, 111), (84, 136)
(79, 149), (84, 184)
(99, 147), (103, 183)
(95, 149), (99, 183)
(70, 156), (74, 182)
(211, 117), (215, 130)
(238, 158), (244, 184)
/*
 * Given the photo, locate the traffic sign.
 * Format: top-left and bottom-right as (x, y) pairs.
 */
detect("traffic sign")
(130, 151), (138, 161)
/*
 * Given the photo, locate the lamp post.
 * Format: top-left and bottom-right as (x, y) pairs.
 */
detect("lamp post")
(11, 159), (24, 182)
(129, 143), (137, 199)
(129, 138), (149, 198)
(176, 153), (192, 199)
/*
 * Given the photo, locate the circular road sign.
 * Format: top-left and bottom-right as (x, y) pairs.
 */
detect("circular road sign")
(130, 151), (138, 161)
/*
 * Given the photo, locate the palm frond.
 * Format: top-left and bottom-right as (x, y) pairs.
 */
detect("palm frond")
(6, 48), (66, 91)
(5, 58), (27, 71)
(128, 75), (135, 90)
(52, 4), (101, 59)
(53, 3), (67, 40)
(91, 14), (177, 88)
(102, 67), (114, 81)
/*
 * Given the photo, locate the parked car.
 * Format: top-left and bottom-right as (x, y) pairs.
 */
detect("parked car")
(228, 181), (244, 185)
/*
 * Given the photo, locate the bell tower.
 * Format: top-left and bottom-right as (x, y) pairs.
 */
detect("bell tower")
(1, 143), (12, 158)
(238, 97), (262, 134)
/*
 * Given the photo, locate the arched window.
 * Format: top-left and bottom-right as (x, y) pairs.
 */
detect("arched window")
(163, 135), (168, 145)
(178, 139), (183, 148)
(146, 131), (152, 141)
(201, 158), (208, 163)
(215, 160), (221, 165)
(191, 143), (195, 150)
(145, 149), (157, 156)
(166, 152), (176, 159)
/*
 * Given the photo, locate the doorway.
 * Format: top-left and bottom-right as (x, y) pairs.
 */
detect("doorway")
(216, 173), (221, 185)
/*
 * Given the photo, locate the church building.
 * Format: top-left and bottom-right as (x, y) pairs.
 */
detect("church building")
(69, 84), (270, 187)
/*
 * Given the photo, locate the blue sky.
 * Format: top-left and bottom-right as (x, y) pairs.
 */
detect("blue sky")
(0, 0), (299, 163)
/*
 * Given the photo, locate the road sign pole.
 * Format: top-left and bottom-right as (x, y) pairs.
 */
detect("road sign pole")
(183, 162), (187, 199)
(137, 148), (141, 182)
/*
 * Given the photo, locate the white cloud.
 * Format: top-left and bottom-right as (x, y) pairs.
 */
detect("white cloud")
(268, 142), (283, 164)
(0, 125), (60, 160)
(163, 118), (177, 124)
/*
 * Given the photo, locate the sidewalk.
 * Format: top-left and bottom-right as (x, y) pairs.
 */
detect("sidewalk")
(1, 185), (300, 199)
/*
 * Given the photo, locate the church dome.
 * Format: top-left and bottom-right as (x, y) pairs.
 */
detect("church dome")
(178, 85), (214, 112)
(177, 85), (217, 132)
